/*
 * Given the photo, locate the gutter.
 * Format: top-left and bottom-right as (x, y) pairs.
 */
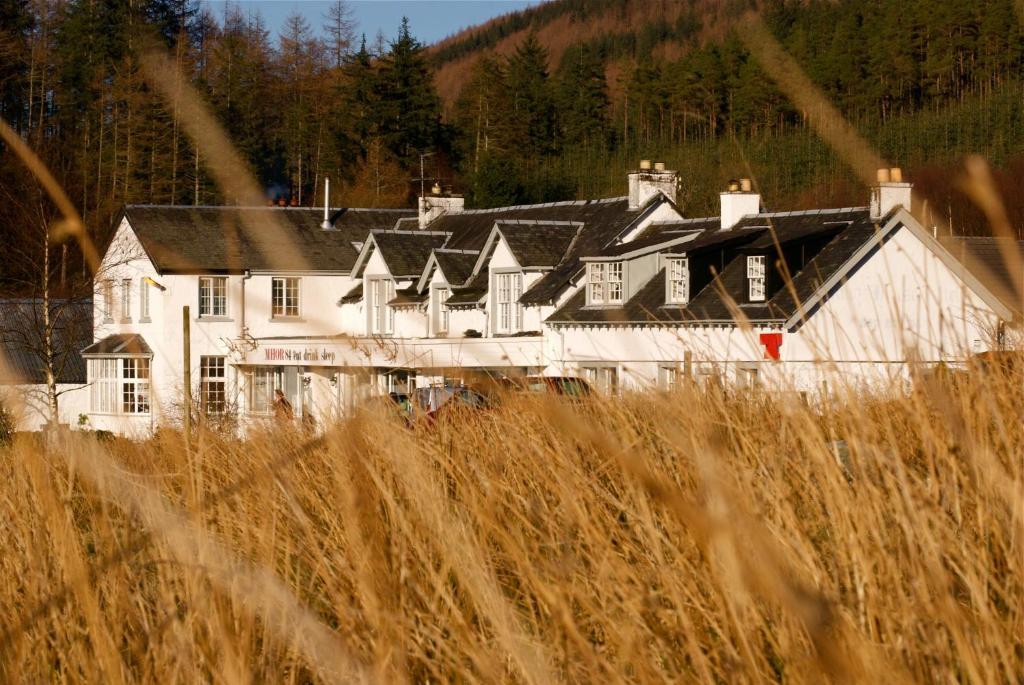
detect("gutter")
(240, 269), (252, 336)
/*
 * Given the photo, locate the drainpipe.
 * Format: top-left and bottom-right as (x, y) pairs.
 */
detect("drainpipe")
(240, 269), (252, 336)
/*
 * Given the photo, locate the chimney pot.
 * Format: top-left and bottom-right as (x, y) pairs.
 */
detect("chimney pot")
(877, 168), (891, 183)
(431, 182), (442, 195)
(639, 159), (651, 170)
(740, 178), (752, 192)
(728, 179), (740, 192)
(654, 161), (666, 171)
(890, 167), (903, 183)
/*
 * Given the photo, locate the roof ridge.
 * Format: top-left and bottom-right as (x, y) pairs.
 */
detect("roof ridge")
(126, 204), (414, 213)
(494, 219), (585, 227)
(373, 229), (451, 236)
(756, 206), (869, 218)
(458, 196), (627, 215)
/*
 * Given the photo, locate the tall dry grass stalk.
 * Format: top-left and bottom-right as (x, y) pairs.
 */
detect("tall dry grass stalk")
(1, 367), (1020, 682)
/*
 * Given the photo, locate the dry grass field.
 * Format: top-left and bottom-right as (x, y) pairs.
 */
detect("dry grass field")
(1, 365), (1020, 683)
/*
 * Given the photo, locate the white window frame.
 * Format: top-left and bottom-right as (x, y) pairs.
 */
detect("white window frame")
(120, 279), (132, 321)
(586, 262), (624, 306)
(121, 358), (150, 414)
(271, 277), (300, 318)
(659, 364), (682, 390)
(368, 277), (395, 335)
(201, 356), (227, 414)
(747, 255), (766, 302)
(139, 279), (150, 321)
(199, 276), (228, 318)
(581, 365), (619, 394)
(89, 359), (118, 413)
(666, 257), (690, 305)
(246, 366), (281, 415)
(89, 358), (151, 414)
(494, 271), (523, 335)
(737, 364), (760, 388)
(101, 280), (114, 322)
(433, 285), (451, 335)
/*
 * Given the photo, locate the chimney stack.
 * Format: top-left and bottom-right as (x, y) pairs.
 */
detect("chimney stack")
(418, 183), (464, 229)
(870, 167), (912, 220)
(628, 160), (678, 210)
(719, 178), (760, 230)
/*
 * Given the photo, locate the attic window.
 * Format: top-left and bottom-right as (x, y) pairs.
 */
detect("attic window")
(666, 257), (689, 304)
(587, 262), (624, 305)
(747, 255), (766, 302)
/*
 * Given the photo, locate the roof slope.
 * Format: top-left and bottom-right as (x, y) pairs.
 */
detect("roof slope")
(125, 206), (414, 274)
(434, 249), (480, 286)
(496, 221), (581, 269)
(941, 237), (1024, 315)
(0, 300), (91, 384)
(548, 208), (883, 326)
(369, 230), (451, 278)
(81, 333), (153, 356)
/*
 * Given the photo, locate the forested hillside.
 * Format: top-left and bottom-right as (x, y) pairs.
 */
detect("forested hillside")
(1, 0), (1023, 293)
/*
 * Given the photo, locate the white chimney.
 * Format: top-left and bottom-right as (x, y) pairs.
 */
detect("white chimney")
(628, 161), (678, 210)
(418, 187), (465, 228)
(719, 178), (760, 230)
(321, 177), (332, 229)
(870, 167), (912, 220)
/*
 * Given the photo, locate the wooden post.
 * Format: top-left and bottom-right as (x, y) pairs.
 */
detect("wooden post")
(183, 306), (191, 441)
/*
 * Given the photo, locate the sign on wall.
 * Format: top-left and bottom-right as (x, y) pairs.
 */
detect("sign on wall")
(263, 347), (337, 364)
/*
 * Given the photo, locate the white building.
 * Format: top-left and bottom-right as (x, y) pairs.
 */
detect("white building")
(82, 164), (1022, 435)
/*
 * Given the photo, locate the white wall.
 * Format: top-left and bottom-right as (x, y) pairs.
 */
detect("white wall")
(0, 383), (90, 432)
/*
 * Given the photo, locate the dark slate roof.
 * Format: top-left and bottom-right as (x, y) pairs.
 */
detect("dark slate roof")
(590, 218), (720, 257)
(388, 286), (428, 306)
(446, 272), (488, 307)
(124, 205), (414, 274)
(339, 282), (363, 304)
(737, 208), (865, 249)
(423, 197), (658, 305)
(941, 237), (1024, 315)
(82, 333), (153, 356)
(494, 221), (581, 269)
(548, 208), (884, 326)
(0, 300), (91, 384)
(434, 249), (480, 287)
(366, 230), (451, 278)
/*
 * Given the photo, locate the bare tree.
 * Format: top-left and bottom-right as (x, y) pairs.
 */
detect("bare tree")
(323, 0), (356, 69)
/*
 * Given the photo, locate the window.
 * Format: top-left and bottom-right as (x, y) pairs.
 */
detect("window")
(747, 255), (766, 302)
(271, 277), (300, 318)
(90, 358), (151, 414)
(199, 276), (228, 317)
(247, 367), (280, 415)
(738, 366), (760, 388)
(659, 364), (682, 391)
(495, 272), (523, 334)
(666, 258), (690, 304)
(433, 286), (450, 335)
(582, 366), (618, 394)
(139, 279), (150, 320)
(369, 278), (395, 334)
(587, 262), (624, 305)
(90, 359), (118, 413)
(121, 359), (150, 413)
(102, 280), (114, 322)
(201, 356), (227, 414)
(121, 279), (132, 321)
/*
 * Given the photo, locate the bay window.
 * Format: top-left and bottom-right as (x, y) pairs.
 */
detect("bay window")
(587, 262), (624, 305)
(199, 276), (228, 317)
(494, 271), (523, 334)
(272, 277), (300, 318)
(666, 257), (689, 304)
(89, 358), (150, 414)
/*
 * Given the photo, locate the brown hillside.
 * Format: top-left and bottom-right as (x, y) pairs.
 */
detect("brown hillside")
(430, 0), (759, 112)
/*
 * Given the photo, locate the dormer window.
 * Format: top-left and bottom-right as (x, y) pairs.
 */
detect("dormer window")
(666, 257), (689, 304)
(747, 255), (766, 302)
(587, 262), (623, 305)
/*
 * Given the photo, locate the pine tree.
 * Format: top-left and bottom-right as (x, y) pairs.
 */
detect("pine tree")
(504, 32), (557, 160)
(556, 43), (610, 149)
